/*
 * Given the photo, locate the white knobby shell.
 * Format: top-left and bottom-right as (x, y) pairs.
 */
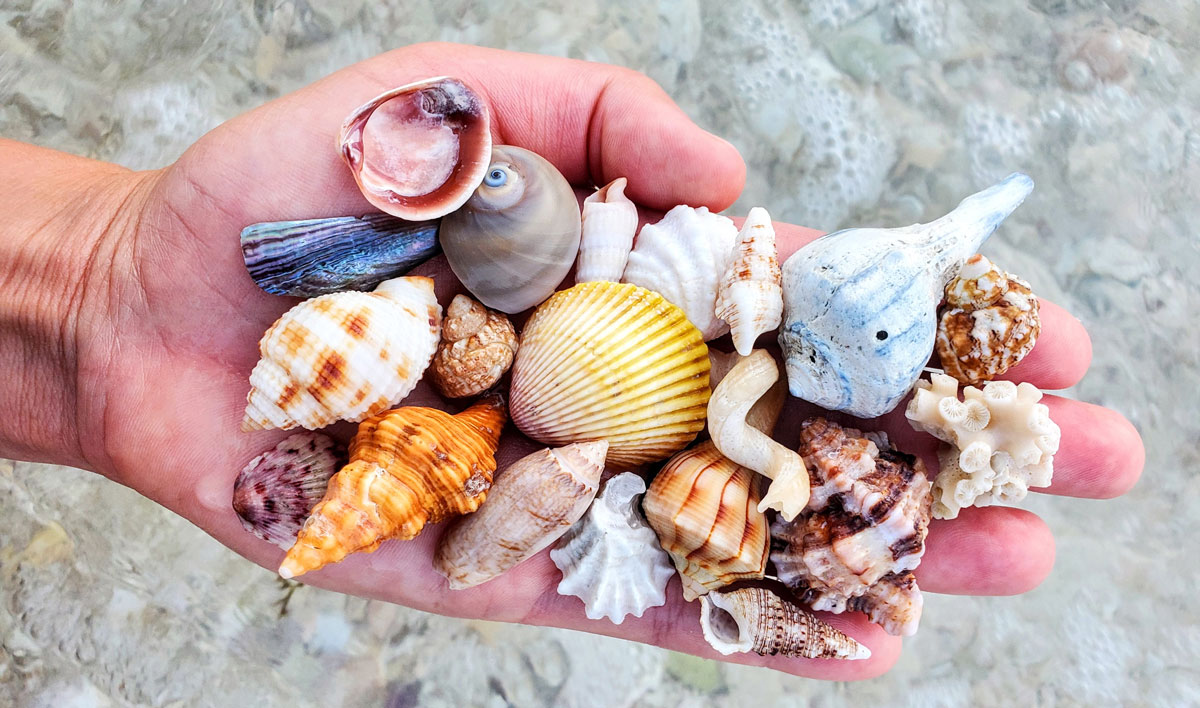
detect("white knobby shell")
(576, 178), (638, 283)
(715, 207), (783, 356)
(242, 276), (441, 431)
(622, 205), (738, 340)
(550, 472), (675, 624)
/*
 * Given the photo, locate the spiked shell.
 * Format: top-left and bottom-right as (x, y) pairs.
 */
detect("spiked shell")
(643, 441), (769, 601)
(715, 207), (783, 356)
(233, 432), (347, 549)
(700, 586), (871, 660)
(278, 396), (506, 579)
(242, 276), (441, 432)
(510, 282), (711, 466)
(576, 178), (638, 283)
(434, 441), (607, 589)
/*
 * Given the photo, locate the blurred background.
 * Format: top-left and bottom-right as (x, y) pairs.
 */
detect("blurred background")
(1, 1), (1197, 705)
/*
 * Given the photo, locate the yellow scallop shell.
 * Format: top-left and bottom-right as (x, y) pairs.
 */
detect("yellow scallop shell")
(510, 282), (710, 466)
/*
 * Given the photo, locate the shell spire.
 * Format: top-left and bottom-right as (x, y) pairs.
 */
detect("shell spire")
(699, 586), (871, 660)
(278, 395), (506, 579)
(715, 207), (783, 356)
(576, 177), (638, 283)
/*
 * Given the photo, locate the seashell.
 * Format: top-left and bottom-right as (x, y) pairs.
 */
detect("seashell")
(551, 472), (675, 623)
(440, 146), (582, 313)
(714, 207), (783, 356)
(429, 294), (519, 398)
(576, 178), (638, 283)
(233, 432), (347, 549)
(510, 281), (710, 466)
(643, 441), (769, 601)
(239, 214), (439, 297)
(935, 254), (1041, 385)
(707, 350), (810, 521)
(278, 395), (506, 579)
(338, 77), (492, 221)
(434, 441), (607, 590)
(779, 172), (1034, 418)
(622, 205), (738, 340)
(241, 276), (441, 432)
(906, 372), (1059, 520)
(770, 418), (932, 636)
(699, 586), (871, 660)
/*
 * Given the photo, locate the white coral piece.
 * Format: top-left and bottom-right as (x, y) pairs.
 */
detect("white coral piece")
(550, 473), (675, 624)
(715, 207), (783, 356)
(906, 372), (1060, 520)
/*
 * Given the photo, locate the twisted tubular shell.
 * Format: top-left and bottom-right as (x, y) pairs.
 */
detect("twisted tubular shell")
(699, 586), (870, 660)
(279, 396), (506, 579)
(510, 282), (711, 466)
(707, 350), (810, 520)
(576, 177), (638, 283)
(715, 207), (783, 356)
(242, 276), (441, 432)
(434, 441), (607, 589)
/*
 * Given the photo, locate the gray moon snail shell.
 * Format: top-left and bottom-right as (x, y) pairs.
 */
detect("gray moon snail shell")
(778, 172), (1034, 418)
(440, 145), (583, 314)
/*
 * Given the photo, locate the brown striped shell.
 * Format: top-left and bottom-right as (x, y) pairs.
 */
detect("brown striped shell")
(700, 586), (871, 660)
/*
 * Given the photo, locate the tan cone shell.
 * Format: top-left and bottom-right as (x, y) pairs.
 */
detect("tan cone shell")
(700, 586), (871, 660)
(510, 282), (711, 466)
(643, 441), (768, 601)
(278, 396), (506, 579)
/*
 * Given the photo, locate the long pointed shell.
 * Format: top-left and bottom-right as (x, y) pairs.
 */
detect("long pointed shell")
(430, 294), (519, 398)
(700, 586), (870, 660)
(240, 214), (439, 297)
(779, 172), (1034, 418)
(644, 441), (769, 601)
(339, 77), (492, 221)
(707, 350), (810, 520)
(622, 205), (738, 339)
(576, 178), (638, 283)
(242, 276), (441, 432)
(510, 282), (711, 466)
(715, 207), (783, 356)
(434, 441), (607, 589)
(550, 472), (675, 623)
(233, 432), (347, 549)
(279, 396), (506, 579)
(441, 146), (582, 313)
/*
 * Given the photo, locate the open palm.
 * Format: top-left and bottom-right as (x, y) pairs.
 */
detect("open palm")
(80, 43), (1143, 680)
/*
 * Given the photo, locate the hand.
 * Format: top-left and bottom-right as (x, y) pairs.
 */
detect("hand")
(1, 43), (1143, 680)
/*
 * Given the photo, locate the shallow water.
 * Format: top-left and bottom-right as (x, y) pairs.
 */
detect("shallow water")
(1, 1), (1197, 705)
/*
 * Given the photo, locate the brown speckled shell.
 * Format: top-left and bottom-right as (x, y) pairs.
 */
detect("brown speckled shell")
(430, 294), (518, 398)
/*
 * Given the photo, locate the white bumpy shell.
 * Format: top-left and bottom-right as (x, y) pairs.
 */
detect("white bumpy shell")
(576, 178), (638, 283)
(550, 472), (674, 624)
(622, 205), (738, 340)
(715, 207), (783, 356)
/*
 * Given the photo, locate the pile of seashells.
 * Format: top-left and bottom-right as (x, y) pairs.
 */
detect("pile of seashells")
(231, 77), (1061, 661)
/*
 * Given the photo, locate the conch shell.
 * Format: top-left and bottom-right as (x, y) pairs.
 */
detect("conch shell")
(233, 432), (346, 549)
(279, 396), (506, 579)
(242, 276), (441, 432)
(429, 294), (519, 398)
(779, 172), (1034, 418)
(715, 207), (783, 356)
(576, 177), (638, 283)
(338, 77), (492, 221)
(434, 441), (607, 590)
(550, 472), (675, 624)
(510, 281), (711, 466)
(622, 205), (738, 339)
(240, 214), (439, 297)
(699, 586), (871, 660)
(707, 350), (810, 520)
(935, 254), (1041, 385)
(440, 145), (582, 313)
(643, 441), (769, 601)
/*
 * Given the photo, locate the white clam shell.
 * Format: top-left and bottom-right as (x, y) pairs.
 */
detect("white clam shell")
(242, 276), (441, 431)
(550, 472), (674, 624)
(623, 205), (738, 340)
(779, 173), (1034, 418)
(576, 178), (638, 283)
(715, 207), (783, 356)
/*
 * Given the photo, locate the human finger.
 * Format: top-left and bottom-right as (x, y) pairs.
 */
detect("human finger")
(916, 506), (1055, 596)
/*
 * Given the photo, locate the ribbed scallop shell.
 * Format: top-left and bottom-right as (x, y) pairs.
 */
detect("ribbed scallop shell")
(434, 441), (607, 590)
(643, 441), (768, 601)
(550, 472), (675, 624)
(622, 205), (738, 340)
(242, 276), (441, 432)
(510, 282), (711, 466)
(576, 178), (638, 283)
(279, 396), (506, 579)
(715, 207), (783, 356)
(700, 586), (871, 660)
